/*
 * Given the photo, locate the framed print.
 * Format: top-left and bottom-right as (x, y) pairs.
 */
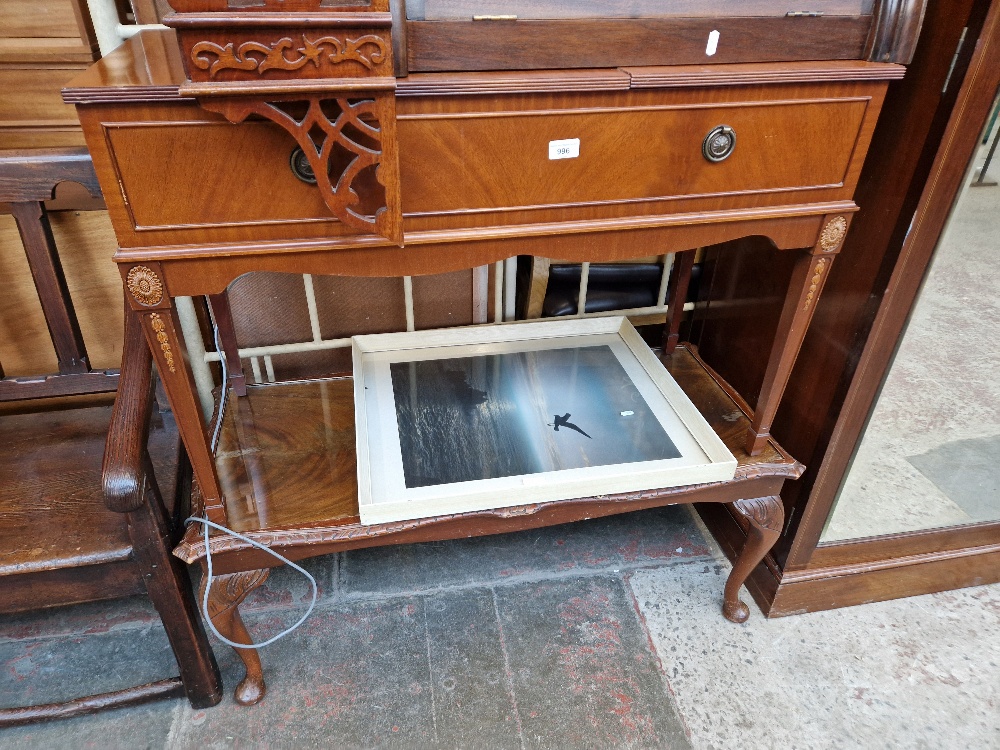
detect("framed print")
(353, 317), (736, 525)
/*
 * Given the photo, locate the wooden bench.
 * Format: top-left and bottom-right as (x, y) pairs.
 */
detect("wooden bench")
(0, 148), (222, 726)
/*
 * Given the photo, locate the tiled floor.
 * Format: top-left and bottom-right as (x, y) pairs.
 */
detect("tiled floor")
(2, 504), (998, 749)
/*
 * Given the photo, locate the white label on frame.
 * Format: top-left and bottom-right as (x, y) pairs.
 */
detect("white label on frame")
(706, 29), (720, 56)
(549, 138), (580, 160)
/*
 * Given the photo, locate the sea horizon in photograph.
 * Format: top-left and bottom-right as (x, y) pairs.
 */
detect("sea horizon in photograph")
(390, 344), (680, 488)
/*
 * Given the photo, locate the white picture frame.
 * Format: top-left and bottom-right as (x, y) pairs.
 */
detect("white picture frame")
(353, 317), (736, 525)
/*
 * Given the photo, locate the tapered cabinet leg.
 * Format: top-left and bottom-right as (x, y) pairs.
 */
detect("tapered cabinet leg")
(208, 292), (247, 397)
(745, 215), (849, 456)
(663, 249), (695, 355)
(722, 496), (784, 623)
(199, 569), (270, 705)
(123, 262), (228, 525)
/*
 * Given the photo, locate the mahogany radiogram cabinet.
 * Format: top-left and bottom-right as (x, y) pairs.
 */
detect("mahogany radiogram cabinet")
(63, 0), (926, 705)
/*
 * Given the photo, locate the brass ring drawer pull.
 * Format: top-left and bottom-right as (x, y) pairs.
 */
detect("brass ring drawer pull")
(289, 147), (317, 184)
(703, 125), (736, 163)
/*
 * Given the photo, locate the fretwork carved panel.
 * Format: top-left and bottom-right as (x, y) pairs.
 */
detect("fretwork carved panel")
(181, 29), (394, 82)
(200, 94), (403, 244)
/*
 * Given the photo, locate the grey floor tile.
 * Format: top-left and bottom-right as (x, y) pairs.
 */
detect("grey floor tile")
(173, 597), (435, 749)
(0, 623), (181, 709)
(908, 434), (1000, 522)
(495, 576), (691, 750)
(341, 506), (711, 597)
(0, 597), (160, 644)
(630, 564), (1000, 750)
(0, 701), (179, 750)
(423, 588), (521, 750)
(0, 625), (182, 749)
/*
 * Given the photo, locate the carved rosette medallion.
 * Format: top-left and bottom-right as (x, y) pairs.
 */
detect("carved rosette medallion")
(148, 313), (176, 373)
(819, 216), (848, 253)
(127, 266), (164, 307)
(803, 257), (828, 311)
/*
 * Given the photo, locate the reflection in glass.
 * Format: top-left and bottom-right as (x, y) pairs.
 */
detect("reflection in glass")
(822, 92), (1000, 541)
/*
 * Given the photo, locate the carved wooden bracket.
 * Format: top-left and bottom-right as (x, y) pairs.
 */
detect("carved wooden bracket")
(732, 496), (785, 535)
(199, 93), (402, 245)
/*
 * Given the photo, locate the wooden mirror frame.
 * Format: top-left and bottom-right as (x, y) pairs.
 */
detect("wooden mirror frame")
(695, 0), (1000, 616)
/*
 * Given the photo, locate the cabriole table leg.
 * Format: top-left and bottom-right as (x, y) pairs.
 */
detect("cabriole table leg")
(199, 568), (271, 706)
(722, 495), (785, 623)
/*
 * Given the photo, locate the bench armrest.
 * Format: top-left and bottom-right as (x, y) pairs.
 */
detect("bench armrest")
(102, 305), (155, 513)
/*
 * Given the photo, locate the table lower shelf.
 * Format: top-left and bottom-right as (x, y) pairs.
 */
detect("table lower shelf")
(175, 345), (802, 568)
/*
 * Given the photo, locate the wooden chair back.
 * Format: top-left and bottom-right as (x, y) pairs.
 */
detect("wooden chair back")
(0, 148), (117, 400)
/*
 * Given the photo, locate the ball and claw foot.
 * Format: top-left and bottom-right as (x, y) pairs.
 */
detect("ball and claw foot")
(721, 496), (783, 624)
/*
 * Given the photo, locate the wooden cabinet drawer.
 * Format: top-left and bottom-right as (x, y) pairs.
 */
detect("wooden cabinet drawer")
(80, 102), (359, 249)
(398, 93), (872, 217)
(395, 77), (888, 232)
(104, 117), (334, 228)
(0, 69), (85, 124)
(0, 0), (82, 39)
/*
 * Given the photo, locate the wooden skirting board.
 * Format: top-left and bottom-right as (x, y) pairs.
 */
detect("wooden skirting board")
(697, 502), (1000, 616)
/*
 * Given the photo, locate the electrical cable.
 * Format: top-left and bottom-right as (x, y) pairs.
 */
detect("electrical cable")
(206, 299), (228, 453)
(189, 300), (317, 650)
(187, 517), (318, 650)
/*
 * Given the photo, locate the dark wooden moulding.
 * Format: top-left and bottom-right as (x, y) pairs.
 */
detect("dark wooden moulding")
(63, 0), (925, 706)
(403, 0), (927, 71)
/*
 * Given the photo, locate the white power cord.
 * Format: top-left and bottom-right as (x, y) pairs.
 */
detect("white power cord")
(190, 299), (317, 650)
(187, 517), (318, 650)
(206, 300), (229, 453)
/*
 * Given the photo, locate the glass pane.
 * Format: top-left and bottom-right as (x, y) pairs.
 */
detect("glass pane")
(822, 89), (1000, 542)
(410, 0), (872, 20)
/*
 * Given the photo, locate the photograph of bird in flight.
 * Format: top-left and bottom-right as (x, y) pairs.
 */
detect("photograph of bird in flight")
(390, 344), (680, 489)
(549, 413), (592, 439)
